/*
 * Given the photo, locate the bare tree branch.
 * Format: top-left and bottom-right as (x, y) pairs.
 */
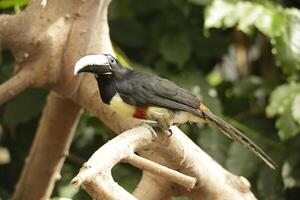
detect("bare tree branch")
(0, 69), (32, 105)
(152, 126), (257, 200)
(72, 125), (257, 200)
(12, 92), (81, 200)
(12, 0), (114, 198)
(72, 126), (196, 195)
(71, 126), (154, 200)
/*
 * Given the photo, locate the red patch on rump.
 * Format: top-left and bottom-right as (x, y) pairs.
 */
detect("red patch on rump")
(133, 107), (148, 119)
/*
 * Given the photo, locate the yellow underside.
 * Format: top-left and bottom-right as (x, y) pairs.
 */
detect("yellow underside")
(109, 95), (136, 117)
(109, 95), (200, 123)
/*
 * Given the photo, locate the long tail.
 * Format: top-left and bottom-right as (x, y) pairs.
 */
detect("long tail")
(198, 103), (276, 169)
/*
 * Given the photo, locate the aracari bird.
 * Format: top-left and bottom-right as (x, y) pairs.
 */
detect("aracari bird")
(74, 54), (276, 169)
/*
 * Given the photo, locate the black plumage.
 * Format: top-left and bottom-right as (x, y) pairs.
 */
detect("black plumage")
(115, 71), (201, 112)
(96, 75), (116, 104)
(75, 54), (277, 169)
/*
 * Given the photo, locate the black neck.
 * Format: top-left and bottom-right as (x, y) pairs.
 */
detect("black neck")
(95, 75), (116, 104)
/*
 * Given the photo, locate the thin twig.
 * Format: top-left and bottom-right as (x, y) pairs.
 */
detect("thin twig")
(0, 69), (32, 105)
(124, 154), (196, 189)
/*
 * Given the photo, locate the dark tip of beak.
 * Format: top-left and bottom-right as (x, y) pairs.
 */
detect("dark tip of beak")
(77, 65), (112, 75)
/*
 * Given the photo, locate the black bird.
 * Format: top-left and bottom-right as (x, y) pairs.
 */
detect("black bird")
(74, 54), (276, 169)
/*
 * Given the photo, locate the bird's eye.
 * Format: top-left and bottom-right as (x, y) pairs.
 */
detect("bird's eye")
(110, 59), (115, 63)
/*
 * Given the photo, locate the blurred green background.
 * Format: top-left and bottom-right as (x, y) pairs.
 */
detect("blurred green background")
(1, 0), (300, 199)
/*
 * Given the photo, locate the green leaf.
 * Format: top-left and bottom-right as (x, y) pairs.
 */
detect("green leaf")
(271, 9), (300, 74)
(3, 89), (48, 125)
(0, 0), (29, 9)
(205, 0), (300, 75)
(266, 83), (300, 117)
(225, 142), (260, 177)
(14, 3), (21, 13)
(159, 33), (191, 68)
(292, 94), (300, 124)
(204, 0), (237, 30)
(276, 111), (299, 141)
(254, 6), (287, 37)
(266, 83), (300, 140)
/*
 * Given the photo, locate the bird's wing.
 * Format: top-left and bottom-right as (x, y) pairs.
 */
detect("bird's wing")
(115, 71), (200, 112)
(115, 71), (277, 169)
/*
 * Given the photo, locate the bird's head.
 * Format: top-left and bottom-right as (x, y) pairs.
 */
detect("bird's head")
(74, 54), (126, 77)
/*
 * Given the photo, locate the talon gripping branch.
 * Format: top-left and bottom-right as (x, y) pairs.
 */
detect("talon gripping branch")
(74, 54), (276, 169)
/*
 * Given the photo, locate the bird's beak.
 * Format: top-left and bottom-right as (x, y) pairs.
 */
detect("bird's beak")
(74, 54), (112, 75)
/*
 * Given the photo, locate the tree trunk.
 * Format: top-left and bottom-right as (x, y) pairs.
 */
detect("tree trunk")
(13, 92), (81, 199)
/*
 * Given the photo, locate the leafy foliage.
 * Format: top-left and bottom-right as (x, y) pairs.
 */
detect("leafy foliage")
(267, 83), (300, 140)
(0, 0), (28, 9)
(205, 0), (300, 75)
(0, 0), (29, 13)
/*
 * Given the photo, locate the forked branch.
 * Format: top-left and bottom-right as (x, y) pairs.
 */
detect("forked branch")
(72, 126), (196, 200)
(72, 125), (257, 200)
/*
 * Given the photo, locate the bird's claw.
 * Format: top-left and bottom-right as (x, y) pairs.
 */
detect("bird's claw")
(137, 121), (173, 139)
(165, 129), (173, 137)
(140, 123), (158, 141)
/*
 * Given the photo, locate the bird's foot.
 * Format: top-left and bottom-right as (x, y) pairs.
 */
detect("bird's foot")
(136, 121), (173, 139)
(165, 129), (173, 137)
(137, 122), (158, 140)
